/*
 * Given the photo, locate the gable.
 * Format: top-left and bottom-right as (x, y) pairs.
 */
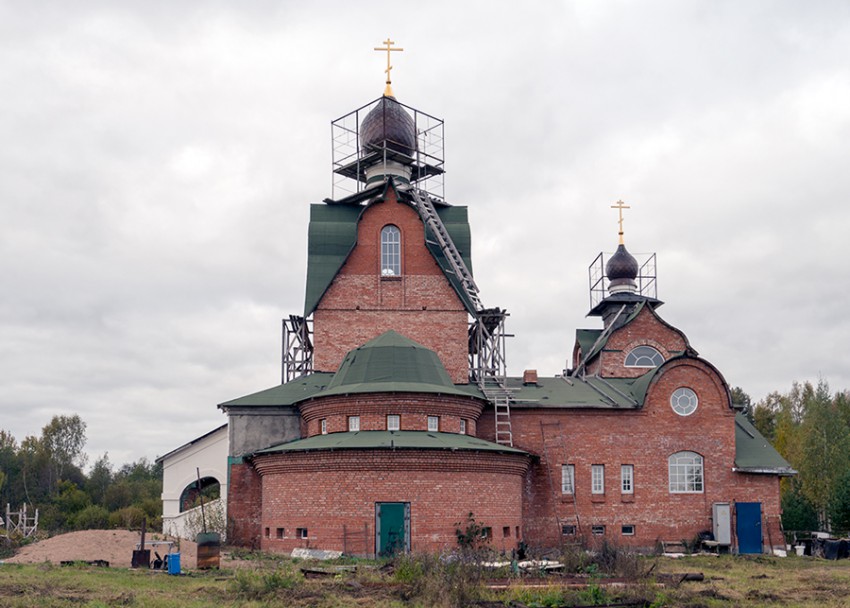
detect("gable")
(303, 182), (475, 316)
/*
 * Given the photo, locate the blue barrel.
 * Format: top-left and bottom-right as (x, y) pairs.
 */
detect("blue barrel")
(168, 553), (181, 575)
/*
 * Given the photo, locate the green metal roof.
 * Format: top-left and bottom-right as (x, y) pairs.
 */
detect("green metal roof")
(303, 182), (475, 316)
(321, 330), (474, 398)
(503, 374), (656, 409)
(218, 373), (334, 408)
(734, 413), (796, 475)
(255, 430), (527, 455)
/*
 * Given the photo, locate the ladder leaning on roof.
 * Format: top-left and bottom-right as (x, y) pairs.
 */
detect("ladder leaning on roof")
(411, 188), (514, 446)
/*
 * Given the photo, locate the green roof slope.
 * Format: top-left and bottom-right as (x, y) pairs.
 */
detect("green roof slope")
(218, 373), (334, 408)
(734, 413), (796, 475)
(321, 330), (474, 398)
(255, 430), (527, 455)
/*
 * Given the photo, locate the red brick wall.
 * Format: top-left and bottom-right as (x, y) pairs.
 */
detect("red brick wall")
(299, 393), (483, 436)
(252, 450), (530, 555)
(227, 462), (263, 548)
(480, 357), (784, 551)
(580, 307), (688, 377)
(313, 188), (470, 383)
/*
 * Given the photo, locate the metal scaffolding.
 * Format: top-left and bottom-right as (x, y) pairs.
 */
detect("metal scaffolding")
(282, 315), (313, 383)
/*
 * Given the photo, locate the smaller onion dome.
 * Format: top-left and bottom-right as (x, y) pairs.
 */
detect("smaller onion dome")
(606, 244), (639, 281)
(360, 96), (417, 157)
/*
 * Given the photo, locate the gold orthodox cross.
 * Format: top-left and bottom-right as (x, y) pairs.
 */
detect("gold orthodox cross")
(611, 200), (630, 244)
(374, 38), (403, 97)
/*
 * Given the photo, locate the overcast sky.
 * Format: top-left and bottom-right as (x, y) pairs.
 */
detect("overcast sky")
(2, 0), (849, 467)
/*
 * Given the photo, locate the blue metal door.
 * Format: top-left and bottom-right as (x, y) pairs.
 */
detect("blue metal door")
(736, 502), (762, 554)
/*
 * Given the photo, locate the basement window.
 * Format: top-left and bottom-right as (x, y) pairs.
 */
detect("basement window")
(276, 528), (284, 539)
(264, 527), (270, 538)
(480, 527), (492, 540)
(502, 526), (511, 538)
(561, 525), (576, 536)
(621, 525), (635, 536)
(296, 528), (308, 539)
(591, 525), (605, 536)
(348, 416), (360, 432)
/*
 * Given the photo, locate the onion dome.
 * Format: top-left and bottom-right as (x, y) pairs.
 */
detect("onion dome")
(606, 244), (638, 294)
(606, 244), (639, 281)
(360, 96), (416, 157)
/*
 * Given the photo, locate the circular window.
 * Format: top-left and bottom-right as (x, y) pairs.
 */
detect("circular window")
(670, 387), (698, 416)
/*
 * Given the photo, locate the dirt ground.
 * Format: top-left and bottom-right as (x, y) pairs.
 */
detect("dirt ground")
(4, 530), (201, 569)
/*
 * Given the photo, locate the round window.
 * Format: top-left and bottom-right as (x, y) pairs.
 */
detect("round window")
(670, 387), (698, 416)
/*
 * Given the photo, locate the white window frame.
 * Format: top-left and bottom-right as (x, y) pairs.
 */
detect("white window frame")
(591, 464), (605, 494)
(459, 419), (467, 435)
(561, 464), (575, 494)
(624, 345), (664, 367)
(621, 464), (634, 494)
(380, 225), (401, 276)
(348, 416), (360, 432)
(320, 419), (327, 435)
(387, 415), (400, 431)
(670, 387), (699, 416)
(591, 525), (605, 536)
(668, 451), (704, 493)
(427, 416), (439, 432)
(621, 524), (635, 536)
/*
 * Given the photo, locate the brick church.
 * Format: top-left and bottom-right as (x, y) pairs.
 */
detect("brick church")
(166, 51), (794, 556)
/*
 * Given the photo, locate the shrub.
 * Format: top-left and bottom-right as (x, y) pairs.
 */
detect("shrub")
(108, 506), (146, 529)
(74, 505), (110, 530)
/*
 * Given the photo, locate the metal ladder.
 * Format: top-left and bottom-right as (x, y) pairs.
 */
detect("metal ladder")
(411, 188), (482, 311)
(410, 188), (512, 446)
(482, 386), (513, 447)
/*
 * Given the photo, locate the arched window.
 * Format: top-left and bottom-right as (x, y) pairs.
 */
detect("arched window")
(179, 477), (221, 512)
(624, 345), (664, 367)
(668, 451), (703, 493)
(381, 225), (401, 276)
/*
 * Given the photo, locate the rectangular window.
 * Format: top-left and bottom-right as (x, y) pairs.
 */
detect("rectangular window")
(561, 464), (575, 494)
(502, 526), (511, 538)
(591, 465), (605, 494)
(387, 415), (400, 431)
(348, 416), (360, 432)
(621, 525), (635, 536)
(621, 464), (634, 494)
(591, 525), (605, 536)
(264, 527), (270, 538)
(296, 528), (308, 539)
(320, 419), (327, 435)
(427, 416), (439, 432)
(561, 525), (576, 536)
(276, 527), (284, 539)
(480, 527), (492, 539)
(459, 419), (467, 435)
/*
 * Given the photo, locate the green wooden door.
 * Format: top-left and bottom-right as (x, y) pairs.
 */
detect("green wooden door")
(376, 502), (409, 556)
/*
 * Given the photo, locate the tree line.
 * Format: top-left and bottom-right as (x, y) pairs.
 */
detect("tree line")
(745, 380), (850, 535)
(0, 414), (161, 534)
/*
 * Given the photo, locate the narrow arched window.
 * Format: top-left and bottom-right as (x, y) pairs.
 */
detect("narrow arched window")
(668, 451), (703, 493)
(381, 225), (401, 276)
(624, 345), (664, 368)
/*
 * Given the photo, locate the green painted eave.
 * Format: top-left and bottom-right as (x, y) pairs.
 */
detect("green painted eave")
(218, 373), (335, 408)
(255, 430), (527, 456)
(734, 413), (796, 475)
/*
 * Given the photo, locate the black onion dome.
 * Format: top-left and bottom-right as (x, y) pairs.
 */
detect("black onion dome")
(360, 96), (416, 157)
(606, 244), (639, 281)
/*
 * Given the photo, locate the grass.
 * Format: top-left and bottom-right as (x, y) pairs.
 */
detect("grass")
(1, 551), (849, 607)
